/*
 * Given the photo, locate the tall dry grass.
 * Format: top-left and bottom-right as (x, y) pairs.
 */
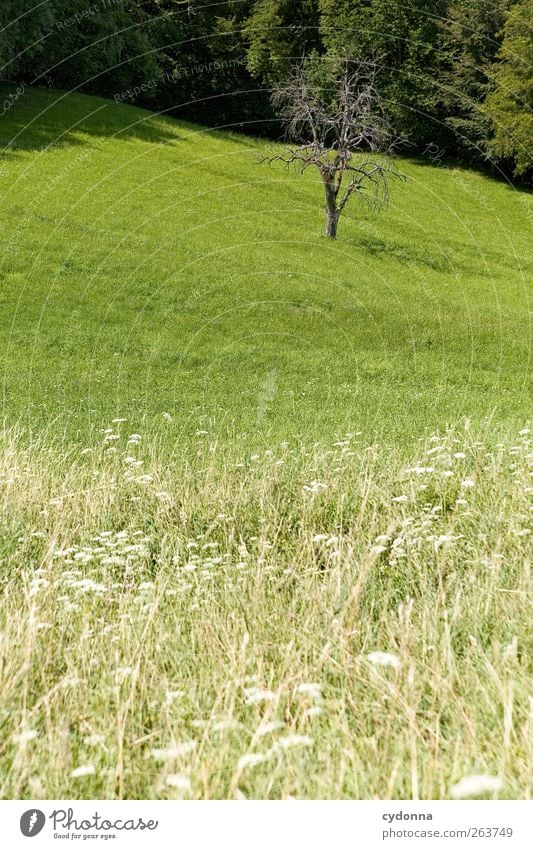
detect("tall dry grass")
(0, 422), (531, 799)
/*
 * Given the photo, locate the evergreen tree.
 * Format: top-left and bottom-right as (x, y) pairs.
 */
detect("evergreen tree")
(319, 0), (448, 149)
(484, 0), (533, 177)
(440, 0), (508, 163)
(244, 0), (322, 86)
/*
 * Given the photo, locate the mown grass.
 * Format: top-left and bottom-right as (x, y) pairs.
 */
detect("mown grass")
(0, 422), (531, 799)
(0, 84), (531, 447)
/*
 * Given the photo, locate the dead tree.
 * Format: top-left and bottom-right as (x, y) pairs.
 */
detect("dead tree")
(264, 60), (403, 239)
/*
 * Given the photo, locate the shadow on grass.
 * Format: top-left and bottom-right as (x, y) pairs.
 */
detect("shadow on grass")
(0, 83), (182, 154)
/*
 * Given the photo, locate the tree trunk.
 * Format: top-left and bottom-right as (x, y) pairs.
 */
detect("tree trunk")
(325, 208), (339, 238)
(324, 181), (339, 238)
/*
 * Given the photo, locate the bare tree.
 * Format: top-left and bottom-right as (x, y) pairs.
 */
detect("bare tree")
(264, 59), (403, 239)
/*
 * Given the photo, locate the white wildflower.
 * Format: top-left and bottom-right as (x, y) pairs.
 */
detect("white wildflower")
(237, 752), (271, 770)
(435, 535), (454, 549)
(294, 683), (322, 699)
(302, 481), (327, 494)
(115, 666), (133, 682)
(256, 721), (285, 738)
(461, 478), (476, 488)
(150, 742), (197, 761)
(366, 651), (402, 670)
(13, 730), (38, 745)
(165, 774), (191, 792)
(303, 706), (323, 719)
(273, 735), (313, 751)
(502, 637), (518, 662)
(244, 687), (276, 705)
(71, 764), (95, 778)
(212, 719), (240, 732)
(165, 690), (185, 704)
(83, 734), (105, 746)
(450, 774), (502, 799)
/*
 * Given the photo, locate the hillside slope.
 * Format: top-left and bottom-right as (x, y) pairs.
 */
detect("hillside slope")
(0, 85), (531, 445)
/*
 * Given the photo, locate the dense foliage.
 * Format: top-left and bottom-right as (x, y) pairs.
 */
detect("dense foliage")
(0, 0), (531, 179)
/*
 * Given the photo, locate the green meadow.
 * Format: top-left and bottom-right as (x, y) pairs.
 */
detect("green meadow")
(0, 87), (531, 800)
(0, 85), (531, 447)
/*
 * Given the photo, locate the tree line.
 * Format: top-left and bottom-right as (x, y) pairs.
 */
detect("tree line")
(0, 0), (531, 180)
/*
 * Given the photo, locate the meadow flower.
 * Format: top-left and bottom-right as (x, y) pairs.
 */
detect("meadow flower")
(71, 764), (95, 778)
(150, 742), (197, 761)
(13, 730), (38, 745)
(302, 481), (327, 494)
(237, 752), (271, 769)
(61, 676), (82, 688)
(244, 687), (276, 705)
(115, 666), (133, 681)
(136, 474), (153, 484)
(303, 706), (322, 719)
(449, 774), (502, 798)
(392, 495), (408, 503)
(212, 719), (240, 732)
(273, 735), (313, 751)
(366, 652), (402, 670)
(435, 535), (455, 549)
(165, 774), (191, 791)
(461, 478), (476, 488)
(502, 637), (518, 662)
(256, 721), (285, 738)
(295, 683), (322, 699)
(453, 452), (466, 459)
(83, 734), (105, 746)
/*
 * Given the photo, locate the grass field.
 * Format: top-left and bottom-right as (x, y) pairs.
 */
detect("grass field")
(0, 84), (531, 447)
(0, 85), (531, 800)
